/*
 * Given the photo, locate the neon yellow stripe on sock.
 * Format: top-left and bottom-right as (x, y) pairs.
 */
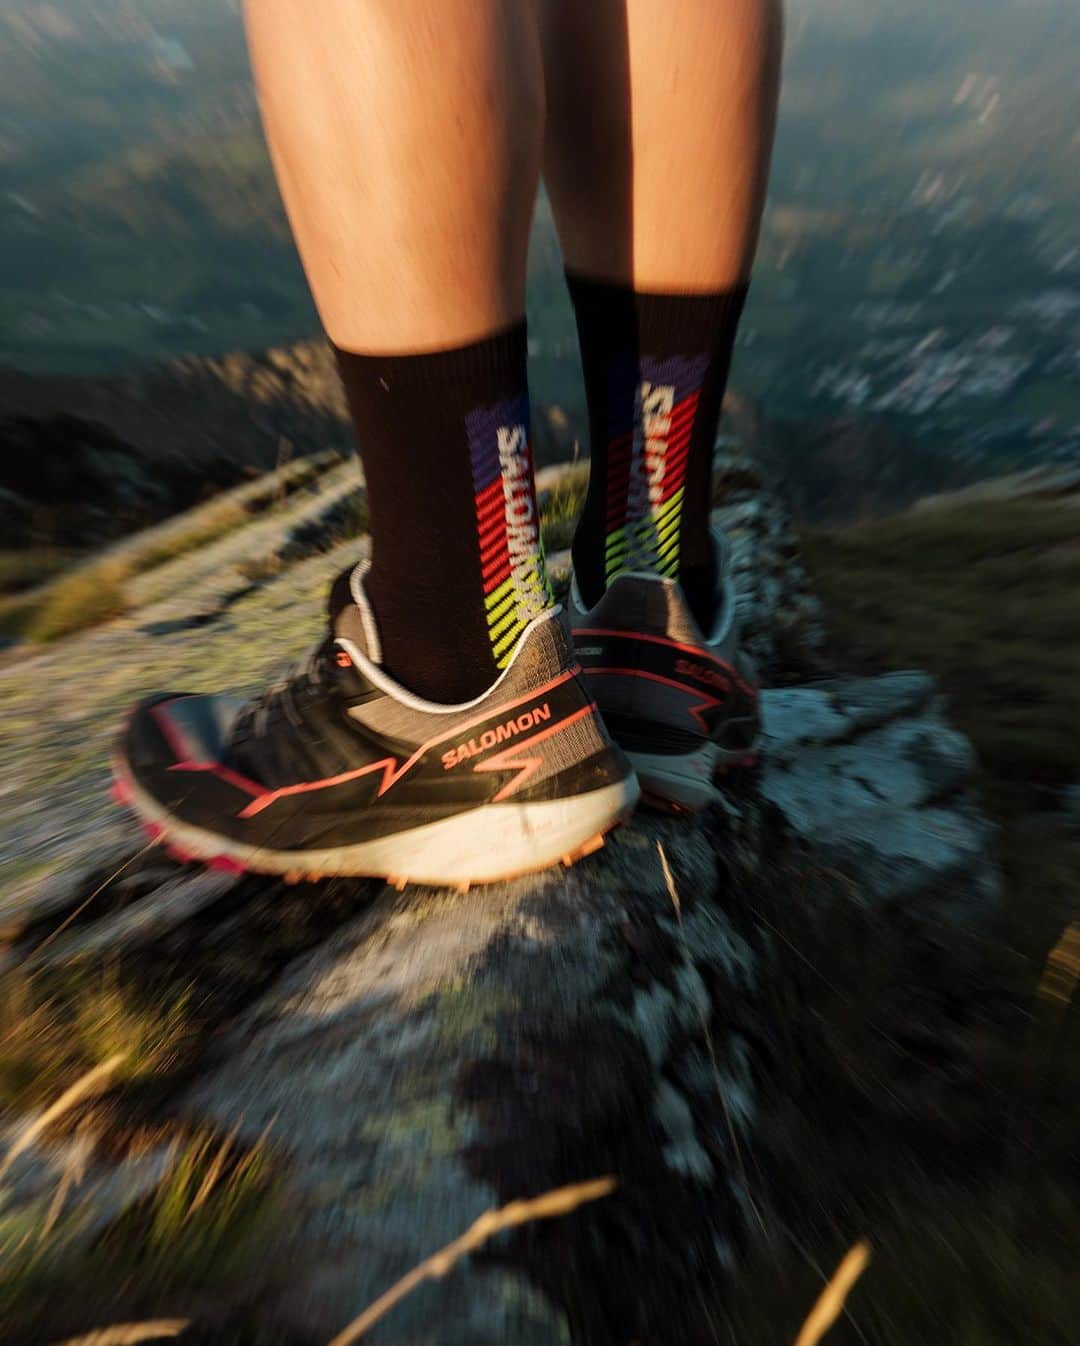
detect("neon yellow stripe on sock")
(492, 620), (526, 660)
(484, 578), (516, 613)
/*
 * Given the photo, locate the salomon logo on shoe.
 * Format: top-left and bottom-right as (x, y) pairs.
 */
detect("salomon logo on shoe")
(674, 658), (731, 693)
(441, 702), (553, 769)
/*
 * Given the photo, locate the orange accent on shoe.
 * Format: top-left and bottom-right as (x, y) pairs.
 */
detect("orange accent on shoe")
(235, 666), (581, 818)
(474, 703), (596, 802)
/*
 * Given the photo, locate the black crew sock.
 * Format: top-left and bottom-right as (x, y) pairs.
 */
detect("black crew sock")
(334, 321), (552, 703)
(566, 272), (747, 628)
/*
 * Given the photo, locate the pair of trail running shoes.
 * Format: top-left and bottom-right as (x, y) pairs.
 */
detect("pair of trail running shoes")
(113, 534), (759, 888)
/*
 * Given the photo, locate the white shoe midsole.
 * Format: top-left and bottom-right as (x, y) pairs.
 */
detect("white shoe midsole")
(123, 771), (640, 884)
(627, 741), (721, 810)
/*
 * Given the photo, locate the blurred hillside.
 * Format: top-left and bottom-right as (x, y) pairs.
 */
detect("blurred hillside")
(1, 334), (979, 562)
(0, 342), (349, 547)
(1, 0), (1078, 487)
(0, 434), (1076, 1346)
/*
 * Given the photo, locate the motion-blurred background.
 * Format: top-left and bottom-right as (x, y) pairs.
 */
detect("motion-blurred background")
(3, 0), (1079, 522)
(1, 6), (1079, 1345)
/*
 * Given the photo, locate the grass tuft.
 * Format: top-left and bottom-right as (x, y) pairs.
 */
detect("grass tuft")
(130, 500), (248, 574)
(21, 559), (131, 643)
(0, 969), (195, 1114)
(0, 1126), (281, 1335)
(539, 465), (589, 554)
(235, 555), (284, 584)
(96, 1130), (281, 1291)
(715, 495), (1080, 1346)
(0, 549), (81, 596)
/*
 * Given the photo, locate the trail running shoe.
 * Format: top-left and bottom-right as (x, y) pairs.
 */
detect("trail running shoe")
(568, 532), (760, 812)
(112, 563), (639, 887)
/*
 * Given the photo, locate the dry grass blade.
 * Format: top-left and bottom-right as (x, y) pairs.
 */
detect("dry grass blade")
(47, 1321), (189, 1346)
(326, 1177), (617, 1346)
(0, 1053), (126, 1181)
(33, 839), (160, 957)
(657, 841), (682, 920)
(794, 1240), (871, 1346)
(1036, 921), (1080, 1012)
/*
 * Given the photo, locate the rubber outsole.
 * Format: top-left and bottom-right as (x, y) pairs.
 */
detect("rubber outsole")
(110, 762), (639, 889)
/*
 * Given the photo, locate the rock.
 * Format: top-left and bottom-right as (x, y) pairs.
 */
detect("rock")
(711, 439), (827, 682)
(0, 424), (1007, 1343)
(184, 809), (764, 1345)
(15, 868), (240, 975)
(759, 675), (1000, 920)
(165, 672), (998, 1343)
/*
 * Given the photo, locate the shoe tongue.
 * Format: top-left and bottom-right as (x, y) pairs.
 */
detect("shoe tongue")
(333, 601), (376, 660)
(328, 562), (382, 664)
(326, 565), (356, 625)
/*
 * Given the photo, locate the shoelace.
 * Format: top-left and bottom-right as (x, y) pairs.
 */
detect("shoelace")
(242, 638), (335, 742)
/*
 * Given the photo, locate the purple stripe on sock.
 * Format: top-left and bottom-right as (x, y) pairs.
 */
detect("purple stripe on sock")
(607, 353), (709, 439)
(639, 353), (709, 404)
(466, 394), (530, 492)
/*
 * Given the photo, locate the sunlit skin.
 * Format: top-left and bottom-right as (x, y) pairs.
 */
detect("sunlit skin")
(243, 0), (544, 353)
(243, 0), (783, 353)
(542, 0), (783, 289)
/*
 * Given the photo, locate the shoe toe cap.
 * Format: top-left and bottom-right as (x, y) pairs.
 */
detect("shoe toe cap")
(123, 692), (248, 771)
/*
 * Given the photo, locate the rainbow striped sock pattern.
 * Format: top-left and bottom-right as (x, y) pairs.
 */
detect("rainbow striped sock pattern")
(466, 394), (553, 668)
(603, 354), (708, 586)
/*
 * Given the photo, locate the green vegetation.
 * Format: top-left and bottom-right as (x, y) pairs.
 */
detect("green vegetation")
(0, 968), (196, 1112)
(717, 498), (1080, 1345)
(0, 1126), (281, 1335)
(0, 549), (80, 596)
(723, 851), (1078, 1346)
(0, 591), (38, 642)
(539, 465), (588, 554)
(333, 490), (370, 545)
(0, 957), (278, 1337)
(803, 500), (1080, 818)
(21, 558), (131, 643)
(131, 498), (248, 574)
(236, 554), (284, 584)
(97, 1130), (281, 1290)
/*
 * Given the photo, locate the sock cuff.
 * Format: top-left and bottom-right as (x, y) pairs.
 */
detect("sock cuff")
(333, 318), (528, 393)
(565, 270), (748, 354)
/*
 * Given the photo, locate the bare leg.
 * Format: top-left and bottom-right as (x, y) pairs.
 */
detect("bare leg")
(243, 0), (543, 352)
(538, 1), (781, 813)
(242, 1), (553, 702)
(114, 1), (638, 888)
(542, 0), (783, 288)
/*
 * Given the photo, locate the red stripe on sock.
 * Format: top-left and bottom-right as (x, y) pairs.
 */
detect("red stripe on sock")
(656, 478), (687, 508)
(669, 389), (701, 424)
(482, 560), (513, 593)
(660, 439), (691, 480)
(475, 480), (505, 522)
(477, 511), (508, 550)
(481, 539), (511, 579)
(481, 541), (512, 579)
